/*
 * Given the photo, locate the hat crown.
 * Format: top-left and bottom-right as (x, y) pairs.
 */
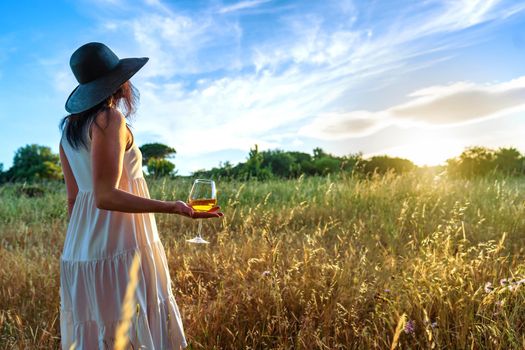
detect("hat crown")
(70, 42), (120, 84)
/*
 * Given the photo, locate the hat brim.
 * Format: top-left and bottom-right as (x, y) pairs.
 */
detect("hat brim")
(65, 57), (148, 114)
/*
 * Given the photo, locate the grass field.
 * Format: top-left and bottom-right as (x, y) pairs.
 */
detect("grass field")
(1, 171), (525, 349)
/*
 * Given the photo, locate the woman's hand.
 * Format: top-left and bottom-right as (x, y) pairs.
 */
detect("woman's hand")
(169, 200), (224, 219)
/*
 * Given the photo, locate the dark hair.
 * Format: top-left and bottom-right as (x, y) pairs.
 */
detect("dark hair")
(59, 80), (139, 150)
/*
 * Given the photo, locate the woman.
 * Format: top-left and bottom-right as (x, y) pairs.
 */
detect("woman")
(58, 42), (222, 349)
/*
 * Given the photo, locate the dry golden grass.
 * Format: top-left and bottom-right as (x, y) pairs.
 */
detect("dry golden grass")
(1, 171), (525, 349)
(113, 252), (141, 350)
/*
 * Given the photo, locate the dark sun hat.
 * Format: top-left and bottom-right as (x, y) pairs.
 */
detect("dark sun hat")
(65, 42), (148, 114)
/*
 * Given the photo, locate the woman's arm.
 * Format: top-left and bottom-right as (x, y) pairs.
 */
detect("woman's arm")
(59, 143), (78, 219)
(91, 108), (221, 218)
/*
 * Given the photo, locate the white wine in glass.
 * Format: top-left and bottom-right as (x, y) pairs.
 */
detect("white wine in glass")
(186, 179), (217, 244)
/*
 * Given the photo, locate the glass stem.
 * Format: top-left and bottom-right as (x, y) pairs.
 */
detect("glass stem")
(197, 219), (203, 238)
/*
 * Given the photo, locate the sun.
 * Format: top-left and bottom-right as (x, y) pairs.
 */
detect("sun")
(377, 136), (464, 167)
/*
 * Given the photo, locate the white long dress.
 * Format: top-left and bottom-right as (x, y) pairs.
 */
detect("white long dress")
(59, 121), (187, 349)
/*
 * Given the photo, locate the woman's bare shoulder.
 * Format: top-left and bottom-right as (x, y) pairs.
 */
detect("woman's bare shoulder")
(93, 107), (126, 130)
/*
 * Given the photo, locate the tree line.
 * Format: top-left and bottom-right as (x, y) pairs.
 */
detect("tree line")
(0, 143), (524, 184)
(0, 143), (178, 183)
(192, 145), (525, 180)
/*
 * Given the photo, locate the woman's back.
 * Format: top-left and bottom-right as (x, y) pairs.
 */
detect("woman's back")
(60, 118), (160, 260)
(59, 117), (187, 349)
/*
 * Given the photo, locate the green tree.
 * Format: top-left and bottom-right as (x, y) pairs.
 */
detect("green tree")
(447, 146), (495, 178)
(313, 157), (342, 175)
(9, 144), (62, 181)
(139, 143), (176, 166)
(287, 151), (315, 177)
(340, 152), (363, 173)
(218, 160), (234, 178)
(260, 149), (295, 178)
(147, 158), (176, 178)
(0, 163), (5, 184)
(241, 144), (272, 180)
(493, 147), (523, 176)
(310, 148), (360, 176)
(313, 147), (327, 160)
(357, 155), (415, 176)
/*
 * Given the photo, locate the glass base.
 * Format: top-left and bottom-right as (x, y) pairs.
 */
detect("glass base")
(186, 236), (210, 244)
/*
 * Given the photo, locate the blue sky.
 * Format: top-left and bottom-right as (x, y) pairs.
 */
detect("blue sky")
(1, 0), (525, 175)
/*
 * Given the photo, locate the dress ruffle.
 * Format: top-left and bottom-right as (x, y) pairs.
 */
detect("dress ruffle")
(60, 240), (187, 349)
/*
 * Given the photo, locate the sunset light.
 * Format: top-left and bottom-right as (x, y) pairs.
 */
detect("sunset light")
(2, 1), (525, 349)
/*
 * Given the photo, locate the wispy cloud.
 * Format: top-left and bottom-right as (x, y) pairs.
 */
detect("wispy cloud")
(40, 0), (525, 173)
(299, 111), (391, 139)
(392, 78), (525, 124)
(299, 76), (525, 140)
(143, 0), (174, 16)
(218, 0), (271, 14)
(122, 1), (523, 157)
(134, 67), (343, 155)
(110, 13), (242, 77)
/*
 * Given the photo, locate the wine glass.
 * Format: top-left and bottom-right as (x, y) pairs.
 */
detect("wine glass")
(186, 179), (217, 244)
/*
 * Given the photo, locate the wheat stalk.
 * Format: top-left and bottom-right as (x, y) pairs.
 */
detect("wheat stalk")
(114, 251), (141, 350)
(390, 313), (407, 350)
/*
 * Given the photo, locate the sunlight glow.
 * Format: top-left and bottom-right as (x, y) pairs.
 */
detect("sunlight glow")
(374, 136), (465, 166)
